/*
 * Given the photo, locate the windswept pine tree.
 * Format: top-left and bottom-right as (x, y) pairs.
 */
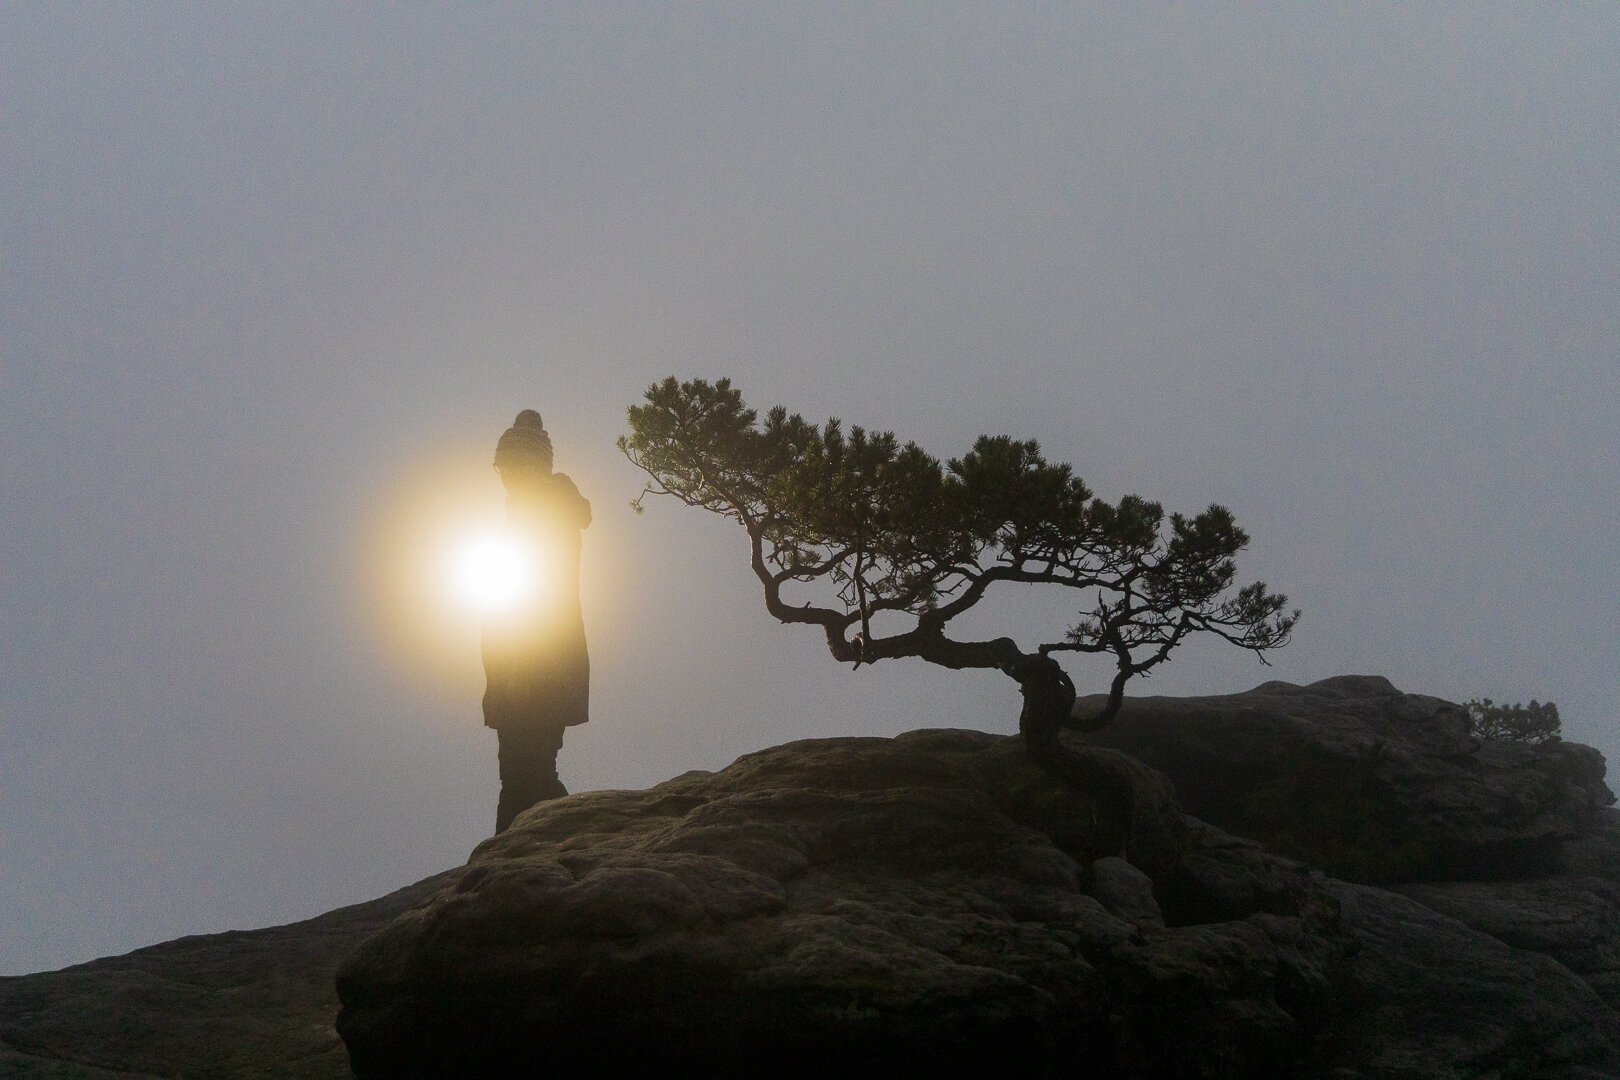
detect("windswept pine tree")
(620, 376), (1299, 769)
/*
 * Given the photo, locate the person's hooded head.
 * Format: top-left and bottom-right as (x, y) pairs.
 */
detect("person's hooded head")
(494, 410), (553, 488)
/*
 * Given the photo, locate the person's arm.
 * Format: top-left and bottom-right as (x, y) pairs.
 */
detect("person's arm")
(551, 474), (592, 529)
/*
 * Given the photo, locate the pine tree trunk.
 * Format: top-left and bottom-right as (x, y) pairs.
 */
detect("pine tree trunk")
(1017, 656), (1135, 858)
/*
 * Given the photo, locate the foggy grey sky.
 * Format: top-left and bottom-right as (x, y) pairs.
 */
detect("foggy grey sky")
(2, 5), (1616, 974)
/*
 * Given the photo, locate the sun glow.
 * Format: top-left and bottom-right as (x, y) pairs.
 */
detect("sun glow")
(450, 530), (539, 615)
(360, 443), (614, 700)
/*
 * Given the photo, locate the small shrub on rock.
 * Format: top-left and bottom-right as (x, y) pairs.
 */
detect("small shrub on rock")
(1465, 698), (1561, 743)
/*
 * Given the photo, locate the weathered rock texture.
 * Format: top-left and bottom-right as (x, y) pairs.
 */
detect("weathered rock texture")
(0, 872), (454, 1079)
(1325, 878), (1620, 1079)
(1076, 675), (1614, 883)
(7, 678), (1619, 1079)
(335, 681), (1620, 1080)
(336, 730), (1346, 1078)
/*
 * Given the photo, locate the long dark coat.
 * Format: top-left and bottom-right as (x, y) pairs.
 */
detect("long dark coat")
(480, 472), (591, 733)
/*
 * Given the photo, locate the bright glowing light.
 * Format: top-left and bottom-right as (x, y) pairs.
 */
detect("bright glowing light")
(450, 531), (538, 614)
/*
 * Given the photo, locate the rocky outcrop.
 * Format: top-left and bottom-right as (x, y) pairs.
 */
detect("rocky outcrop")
(1325, 879), (1620, 1079)
(1388, 807), (1620, 1012)
(335, 706), (1620, 1079)
(0, 871), (455, 1079)
(336, 730), (1346, 1078)
(6, 678), (1618, 1079)
(1075, 675), (1614, 883)
(1394, 874), (1620, 1010)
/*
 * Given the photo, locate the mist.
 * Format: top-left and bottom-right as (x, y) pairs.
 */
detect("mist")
(3, 5), (1615, 974)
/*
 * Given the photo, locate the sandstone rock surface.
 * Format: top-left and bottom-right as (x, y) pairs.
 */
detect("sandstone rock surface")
(0, 872), (454, 1079)
(7, 679), (1619, 1079)
(1075, 675), (1614, 883)
(336, 730), (1345, 1078)
(1326, 879), (1620, 1079)
(1392, 811), (1620, 1011)
(335, 710), (1620, 1079)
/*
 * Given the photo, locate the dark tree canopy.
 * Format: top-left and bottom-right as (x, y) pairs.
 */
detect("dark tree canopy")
(620, 376), (1298, 742)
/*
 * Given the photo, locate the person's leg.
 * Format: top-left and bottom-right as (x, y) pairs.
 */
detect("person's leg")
(495, 725), (568, 833)
(532, 722), (568, 801)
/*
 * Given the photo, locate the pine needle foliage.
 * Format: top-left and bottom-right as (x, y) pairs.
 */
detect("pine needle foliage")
(1465, 698), (1561, 743)
(620, 376), (1299, 729)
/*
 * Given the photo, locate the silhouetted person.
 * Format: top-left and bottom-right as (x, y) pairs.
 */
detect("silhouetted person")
(483, 410), (591, 833)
